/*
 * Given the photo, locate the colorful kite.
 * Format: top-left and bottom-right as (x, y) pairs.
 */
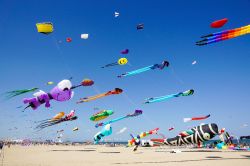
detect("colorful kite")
(152, 123), (219, 146)
(35, 110), (77, 130)
(77, 88), (123, 103)
(118, 60), (169, 78)
(183, 114), (210, 122)
(3, 88), (38, 100)
(95, 110), (142, 128)
(94, 124), (112, 143)
(210, 18), (228, 28)
(196, 24), (250, 46)
(128, 128), (159, 151)
(101, 58), (128, 68)
(36, 22), (53, 34)
(90, 110), (114, 122)
(120, 49), (129, 54)
(24, 79), (94, 110)
(144, 89), (194, 104)
(52, 112), (65, 120)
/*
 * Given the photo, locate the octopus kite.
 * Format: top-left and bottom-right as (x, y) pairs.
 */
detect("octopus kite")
(35, 110), (77, 130)
(77, 88), (123, 103)
(23, 79), (94, 110)
(94, 124), (112, 143)
(144, 89), (194, 104)
(118, 60), (169, 78)
(196, 24), (250, 46)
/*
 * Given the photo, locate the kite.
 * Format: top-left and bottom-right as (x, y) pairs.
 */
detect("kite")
(3, 88), (38, 100)
(73, 127), (79, 131)
(77, 88), (123, 103)
(144, 89), (194, 104)
(95, 110), (142, 128)
(47, 81), (54, 85)
(90, 110), (114, 122)
(211, 18), (228, 28)
(152, 123), (219, 146)
(23, 79), (94, 110)
(36, 22), (53, 34)
(168, 127), (174, 131)
(183, 114), (210, 122)
(66, 37), (72, 42)
(196, 24), (250, 46)
(114, 12), (119, 17)
(52, 112), (65, 120)
(120, 49), (129, 54)
(192, 61), (197, 65)
(101, 58), (128, 68)
(118, 60), (169, 78)
(137, 23), (144, 30)
(116, 127), (127, 134)
(128, 128), (159, 151)
(35, 110), (77, 130)
(81, 34), (89, 39)
(94, 124), (112, 143)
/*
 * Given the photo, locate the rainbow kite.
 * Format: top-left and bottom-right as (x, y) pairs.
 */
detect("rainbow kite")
(196, 24), (250, 46)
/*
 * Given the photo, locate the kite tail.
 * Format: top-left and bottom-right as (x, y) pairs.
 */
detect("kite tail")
(183, 118), (192, 122)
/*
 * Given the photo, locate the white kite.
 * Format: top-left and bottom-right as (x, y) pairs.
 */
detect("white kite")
(116, 127), (127, 134)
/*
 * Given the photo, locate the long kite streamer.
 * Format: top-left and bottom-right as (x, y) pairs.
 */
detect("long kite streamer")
(183, 114), (210, 122)
(117, 60), (169, 78)
(196, 24), (250, 46)
(3, 88), (38, 100)
(95, 110), (142, 128)
(144, 89), (194, 104)
(77, 88), (123, 103)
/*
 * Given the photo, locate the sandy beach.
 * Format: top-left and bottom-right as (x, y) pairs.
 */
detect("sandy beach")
(1, 145), (249, 166)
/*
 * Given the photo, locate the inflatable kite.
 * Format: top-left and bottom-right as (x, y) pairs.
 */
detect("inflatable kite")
(120, 49), (129, 54)
(52, 112), (65, 120)
(77, 88), (123, 103)
(183, 114), (210, 122)
(95, 110), (142, 128)
(128, 128), (159, 151)
(90, 110), (114, 121)
(101, 58), (128, 68)
(211, 18), (228, 28)
(152, 123), (219, 146)
(196, 24), (250, 46)
(23, 79), (94, 110)
(3, 88), (38, 100)
(118, 60), (169, 78)
(35, 110), (77, 130)
(144, 89), (194, 104)
(137, 23), (144, 30)
(94, 124), (112, 143)
(36, 22), (53, 34)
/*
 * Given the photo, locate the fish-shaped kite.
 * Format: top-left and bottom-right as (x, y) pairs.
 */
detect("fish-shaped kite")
(77, 88), (123, 103)
(144, 89), (194, 104)
(196, 24), (250, 46)
(118, 60), (169, 78)
(183, 114), (210, 122)
(95, 110), (142, 128)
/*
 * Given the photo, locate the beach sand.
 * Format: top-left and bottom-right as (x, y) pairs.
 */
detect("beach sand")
(1, 145), (250, 166)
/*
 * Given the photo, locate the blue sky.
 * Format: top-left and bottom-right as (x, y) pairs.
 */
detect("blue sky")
(0, 0), (249, 142)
